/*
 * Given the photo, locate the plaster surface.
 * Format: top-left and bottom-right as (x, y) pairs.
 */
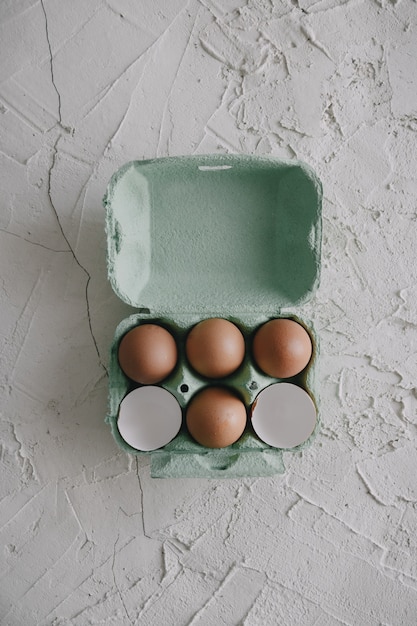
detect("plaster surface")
(1, 1), (417, 624)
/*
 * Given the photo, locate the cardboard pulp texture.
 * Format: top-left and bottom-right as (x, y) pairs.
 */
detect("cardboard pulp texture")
(104, 155), (322, 478)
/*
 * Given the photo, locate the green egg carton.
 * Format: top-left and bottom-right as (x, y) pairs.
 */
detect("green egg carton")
(104, 154), (322, 478)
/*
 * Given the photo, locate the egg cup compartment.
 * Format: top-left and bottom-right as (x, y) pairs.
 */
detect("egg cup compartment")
(107, 312), (319, 478)
(104, 155), (322, 478)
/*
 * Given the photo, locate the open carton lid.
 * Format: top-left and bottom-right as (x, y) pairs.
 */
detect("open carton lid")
(104, 155), (322, 315)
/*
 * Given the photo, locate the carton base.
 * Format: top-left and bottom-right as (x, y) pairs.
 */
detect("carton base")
(151, 448), (285, 478)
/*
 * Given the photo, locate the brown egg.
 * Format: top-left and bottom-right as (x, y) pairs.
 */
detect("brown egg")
(252, 318), (312, 378)
(118, 324), (178, 384)
(185, 318), (245, 378)
(186, 386), (247, 448)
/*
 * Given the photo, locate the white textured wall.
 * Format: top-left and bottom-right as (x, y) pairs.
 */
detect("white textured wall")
(1, 0), (417, 624)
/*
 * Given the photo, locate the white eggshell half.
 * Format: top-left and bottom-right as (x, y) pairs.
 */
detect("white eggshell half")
(118, 386), (182, 451)
(251, 382), (316, 449)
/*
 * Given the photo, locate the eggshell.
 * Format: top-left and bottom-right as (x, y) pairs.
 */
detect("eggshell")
(251, 382), (316, 448)
(117, 386), (182, 451)
(185, 318), (245, 378)
(252, 318), (312, 379)
(186, 386), (247, 448)
(118, 324), (178, 384)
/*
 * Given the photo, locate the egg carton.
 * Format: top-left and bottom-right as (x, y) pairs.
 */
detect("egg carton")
(104, 155), (322, 478)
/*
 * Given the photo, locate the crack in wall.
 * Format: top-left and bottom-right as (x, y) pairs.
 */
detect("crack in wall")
(0, 228), (70, 253)
(45, 138), (107, 375)
(40, 0), (62, 125)
(135, 456), (151, 539)
(111, 533), (134, 625)
(38, 0), (108, 375)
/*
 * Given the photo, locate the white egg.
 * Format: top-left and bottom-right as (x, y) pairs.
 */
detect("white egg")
(251, 382), (316, 449)
(117, 386), (182, 451)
